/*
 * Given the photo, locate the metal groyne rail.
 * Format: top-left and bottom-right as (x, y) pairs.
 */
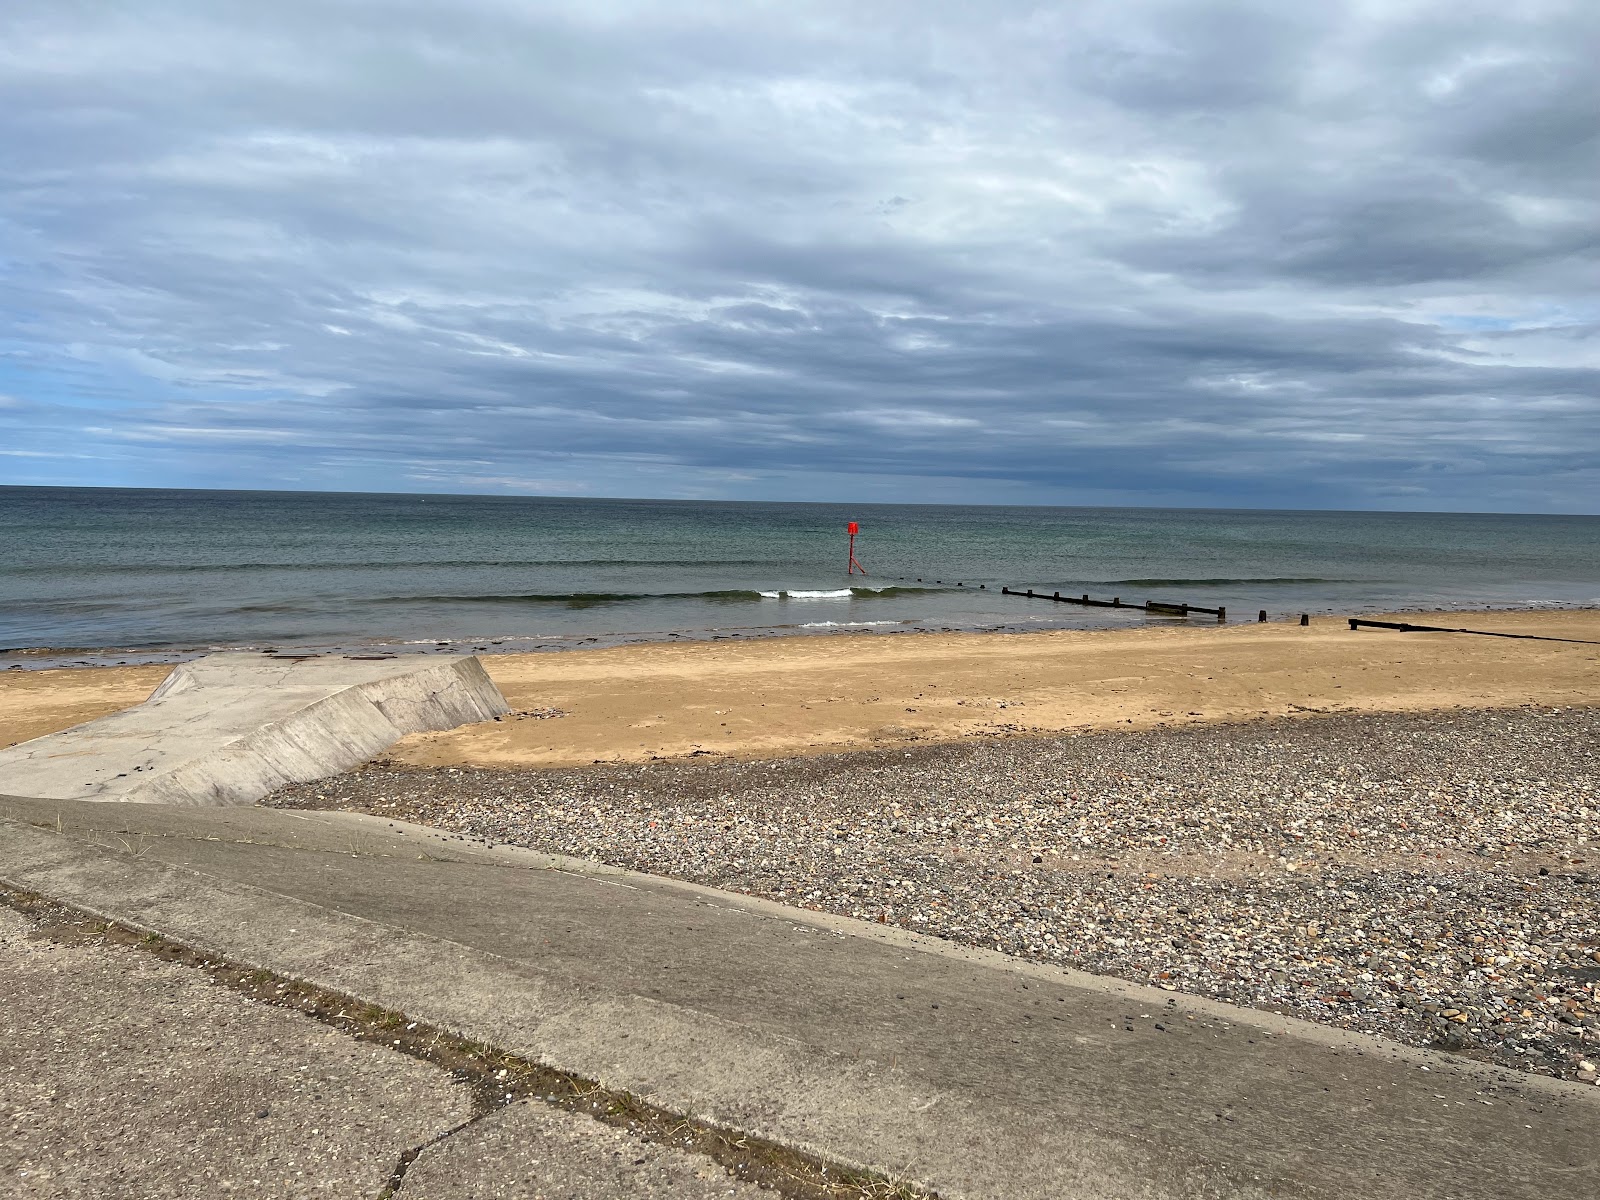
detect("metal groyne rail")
(1002, 586), (1227, 622)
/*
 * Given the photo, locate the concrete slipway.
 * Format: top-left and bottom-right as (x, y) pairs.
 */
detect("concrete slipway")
(1, 795), (1595, 1200)
(0, 652), (508, 806)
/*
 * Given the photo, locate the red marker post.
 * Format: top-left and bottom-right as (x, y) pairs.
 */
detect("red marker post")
(846, 522), (867, 576)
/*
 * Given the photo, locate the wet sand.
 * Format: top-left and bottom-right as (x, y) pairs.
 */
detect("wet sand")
(3, 610), (1596, 764)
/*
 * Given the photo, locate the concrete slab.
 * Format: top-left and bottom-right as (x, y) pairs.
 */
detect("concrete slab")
(1, 893), (815, 1198)
(0, 653), (507, 806)
(2, 796), (1596, 1200)
(400, 1099), (767, 1200)
(0, 903), (473, 1198)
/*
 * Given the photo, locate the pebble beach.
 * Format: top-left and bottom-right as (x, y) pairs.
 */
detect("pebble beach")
(269, 703), (1600, 1084)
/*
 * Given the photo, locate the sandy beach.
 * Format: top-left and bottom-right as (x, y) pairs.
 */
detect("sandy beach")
(3, 609), (1598, 761)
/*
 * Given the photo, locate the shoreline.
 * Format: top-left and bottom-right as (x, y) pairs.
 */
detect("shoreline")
(5, 597), (1596, 673)
(3, 607), (1597, 763)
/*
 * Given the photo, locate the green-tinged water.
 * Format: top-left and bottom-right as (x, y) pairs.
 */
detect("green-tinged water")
(2, 487), (1596, 666)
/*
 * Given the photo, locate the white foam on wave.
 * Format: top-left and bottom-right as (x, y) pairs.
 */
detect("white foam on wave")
(758, 588), (854, 599)
(799, 620), (899, 628)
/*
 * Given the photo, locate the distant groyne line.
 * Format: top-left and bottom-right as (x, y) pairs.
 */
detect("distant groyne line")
(1002, 586), (1227, 622)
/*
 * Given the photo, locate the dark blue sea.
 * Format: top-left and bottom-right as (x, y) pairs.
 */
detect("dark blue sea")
(2, 487), (1596, 667)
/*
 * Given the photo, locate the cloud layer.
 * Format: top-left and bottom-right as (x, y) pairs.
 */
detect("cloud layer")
(3, 0), (1596, 510)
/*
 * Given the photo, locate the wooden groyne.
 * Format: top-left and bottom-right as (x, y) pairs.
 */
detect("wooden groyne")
(1348, 618), (1600, 645)
(1001, 587), (1225, 622)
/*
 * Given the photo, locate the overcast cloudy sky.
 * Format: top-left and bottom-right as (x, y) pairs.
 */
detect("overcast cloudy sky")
(2, 1), (1596, 511)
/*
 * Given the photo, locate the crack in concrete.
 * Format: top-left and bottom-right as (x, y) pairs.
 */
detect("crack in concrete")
(378, 1109), (498, 1199)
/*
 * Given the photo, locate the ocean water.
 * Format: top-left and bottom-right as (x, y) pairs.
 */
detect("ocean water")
(2, 487), (1596, 667)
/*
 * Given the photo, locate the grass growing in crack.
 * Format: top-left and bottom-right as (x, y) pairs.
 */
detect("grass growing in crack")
(1, 883), (937, 1200)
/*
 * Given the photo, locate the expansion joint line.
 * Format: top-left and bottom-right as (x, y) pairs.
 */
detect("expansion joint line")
(0, 882), (935, 1200)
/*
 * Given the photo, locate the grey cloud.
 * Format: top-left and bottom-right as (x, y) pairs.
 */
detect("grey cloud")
(1058, 1), (1340, 114)
(0, 0), (1595, 510)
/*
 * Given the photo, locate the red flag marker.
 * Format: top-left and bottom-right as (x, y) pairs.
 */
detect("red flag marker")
(847, 522), (867, 575)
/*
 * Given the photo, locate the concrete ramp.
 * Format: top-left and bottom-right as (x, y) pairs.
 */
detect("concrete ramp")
(0, 653), (508, 806)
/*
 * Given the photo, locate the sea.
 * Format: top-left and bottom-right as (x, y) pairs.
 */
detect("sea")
(2, 487), (1596, 668)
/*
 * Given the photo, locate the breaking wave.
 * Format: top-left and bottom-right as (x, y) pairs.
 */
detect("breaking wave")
(798, 620), (901, 628)
(384, 586), (938, 606)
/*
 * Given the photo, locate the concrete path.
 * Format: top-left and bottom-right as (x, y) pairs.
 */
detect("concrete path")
(0, 654), (507, 806)
(0, 903), (471, 1197)
(400, 1099), (766, 1200)
(2, 896), (774, 1199)
(2, 795), (1596, 1200)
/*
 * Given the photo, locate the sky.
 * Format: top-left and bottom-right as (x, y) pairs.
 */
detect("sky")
(1, 0), (1597, 512)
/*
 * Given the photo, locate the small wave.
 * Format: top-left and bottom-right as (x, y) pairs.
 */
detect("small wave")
(758, 588), (852, 599)
(0, 640), (223, 656)
(390, 589), (765, 606)
(1088, 577), (1349, 588)
(383, 585), (940, 606)
(799, 620), (900, 628)
(0, 644), (115, 656)
(758, 586), (935, 600)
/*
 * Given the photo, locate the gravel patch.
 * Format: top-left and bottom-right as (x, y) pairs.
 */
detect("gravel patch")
(267, 704), (1600, 1083)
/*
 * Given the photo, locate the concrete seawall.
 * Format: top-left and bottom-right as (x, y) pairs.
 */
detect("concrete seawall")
(0, 653), (508, 806)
